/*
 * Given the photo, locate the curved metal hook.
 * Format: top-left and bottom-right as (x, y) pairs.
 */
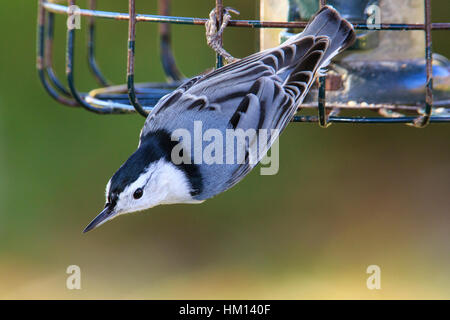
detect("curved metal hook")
(127, 0), (150, 117)
(46, 12), (73, 97)
(66, 0), (129, 114)
(159, 0), (184, 81)
(37, 0), (78, 107)
(87, 0), (111, 87)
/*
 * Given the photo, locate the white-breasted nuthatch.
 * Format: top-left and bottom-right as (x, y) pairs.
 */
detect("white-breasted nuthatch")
(83, 6), (355, 232)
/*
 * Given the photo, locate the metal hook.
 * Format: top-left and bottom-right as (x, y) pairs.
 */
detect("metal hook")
(413, 0), (434, 128)
(127, 0), (150, 117)
(159, 0), (184, 81)
(317, 0), (329, 128)
(46, 12), (73, 98)
(87, 0), (111, 87)
(37, 0), (78, 107)
(66, 0), (127, 114)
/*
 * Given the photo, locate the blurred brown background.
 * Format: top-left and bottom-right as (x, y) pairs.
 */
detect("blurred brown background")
(0, 1), (448, 299)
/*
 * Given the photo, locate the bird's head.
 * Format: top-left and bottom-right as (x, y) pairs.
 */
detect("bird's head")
(83, 130), (202, 233)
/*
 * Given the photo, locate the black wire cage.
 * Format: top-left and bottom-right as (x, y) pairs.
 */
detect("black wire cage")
(37, 0), (450, 127)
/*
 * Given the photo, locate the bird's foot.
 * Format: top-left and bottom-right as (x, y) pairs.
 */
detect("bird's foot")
(205, 7), (240, 64)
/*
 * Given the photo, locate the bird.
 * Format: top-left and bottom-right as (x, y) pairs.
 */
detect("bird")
(83, 6), (356, 232)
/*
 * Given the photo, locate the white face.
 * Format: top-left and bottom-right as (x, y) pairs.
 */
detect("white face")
(106, 158), (201, 218)
(83, 158), (204, 232)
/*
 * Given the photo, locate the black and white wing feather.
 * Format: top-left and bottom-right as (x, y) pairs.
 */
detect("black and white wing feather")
(140, 6), (355, 199)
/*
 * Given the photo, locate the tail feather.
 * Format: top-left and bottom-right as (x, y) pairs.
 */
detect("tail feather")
(281, 6), (355, 102)
(283, 38), (329, 100)
(301, 5), (356, 59)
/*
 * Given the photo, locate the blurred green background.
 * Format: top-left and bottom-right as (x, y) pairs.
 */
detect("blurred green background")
(0, 1), (449, 299)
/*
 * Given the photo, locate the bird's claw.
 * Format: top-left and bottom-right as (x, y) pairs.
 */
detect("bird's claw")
(205, 7), (240, 64)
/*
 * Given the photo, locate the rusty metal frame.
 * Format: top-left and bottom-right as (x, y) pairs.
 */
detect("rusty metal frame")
(36, 0), (450, 126)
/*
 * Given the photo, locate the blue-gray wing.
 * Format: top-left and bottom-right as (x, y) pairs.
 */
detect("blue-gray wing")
(141, 37), (328, 196)
(140, 6), (355, 196)
(141, 35), (325, 137)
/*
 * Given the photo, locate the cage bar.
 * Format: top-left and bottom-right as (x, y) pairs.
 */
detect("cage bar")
(37, 0), (78, 107)
(41, 2), (450, 30)
(36, 0), (450, 126)
(317, 0), (328, 127)
(159, 0), (184, 81)
(127, 0), (149, 116)
(88, 0), (110, 87)
(415, 0), (434, 127)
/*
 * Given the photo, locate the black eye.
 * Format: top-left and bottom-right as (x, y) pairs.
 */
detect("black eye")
(133, 188), (143, 199)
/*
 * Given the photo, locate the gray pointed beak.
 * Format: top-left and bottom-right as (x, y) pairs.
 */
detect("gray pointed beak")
(83, 205), (116, 233)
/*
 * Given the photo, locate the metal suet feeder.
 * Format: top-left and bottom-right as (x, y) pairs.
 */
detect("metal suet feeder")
(37, 0), (450, 127)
